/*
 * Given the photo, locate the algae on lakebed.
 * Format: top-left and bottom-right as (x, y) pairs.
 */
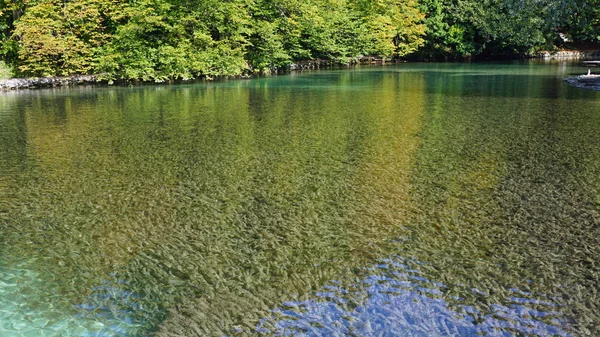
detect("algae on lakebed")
(1, 62), (600, 336)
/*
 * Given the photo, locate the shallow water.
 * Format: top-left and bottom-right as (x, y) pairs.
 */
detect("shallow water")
(1, 62), (599, 336)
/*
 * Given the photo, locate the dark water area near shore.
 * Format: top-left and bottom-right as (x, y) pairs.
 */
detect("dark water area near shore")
(1, 61), (599, 336)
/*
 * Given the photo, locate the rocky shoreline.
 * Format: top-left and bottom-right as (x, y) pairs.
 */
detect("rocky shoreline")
(3, 54), (600, 91)
(564, 75), (600, 91)
(0, 57), (395, 91)
(535, 50), (600, 59)
(0, 74), (103, 91)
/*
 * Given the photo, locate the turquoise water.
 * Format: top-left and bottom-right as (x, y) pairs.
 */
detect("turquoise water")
(1, 62), (599, 336)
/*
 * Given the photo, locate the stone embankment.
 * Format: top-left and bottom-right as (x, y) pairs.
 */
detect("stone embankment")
(0, 74), (102, 91)
(536, 50), (600, 59)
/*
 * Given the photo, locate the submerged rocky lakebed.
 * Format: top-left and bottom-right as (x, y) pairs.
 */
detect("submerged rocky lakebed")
(0, 61), (599, 336)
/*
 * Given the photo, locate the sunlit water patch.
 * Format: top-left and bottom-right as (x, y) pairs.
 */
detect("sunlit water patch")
(259, 256), (571, 337)
(0, 260), (146, 337)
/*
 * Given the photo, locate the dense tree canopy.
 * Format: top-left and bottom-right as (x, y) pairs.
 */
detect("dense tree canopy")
(0, 0), (599, 79)
(416, 0), (600, 59)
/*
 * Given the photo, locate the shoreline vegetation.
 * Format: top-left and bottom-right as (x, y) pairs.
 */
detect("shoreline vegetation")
(0, 57), (383, 90)
(1, 0), (599, 90)
(2, 51), (600, 91)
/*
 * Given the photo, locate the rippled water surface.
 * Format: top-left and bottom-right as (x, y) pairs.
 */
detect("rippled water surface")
(1, 62), (599, 336)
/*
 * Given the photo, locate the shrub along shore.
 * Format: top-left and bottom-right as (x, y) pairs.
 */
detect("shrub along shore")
(0, 0), (599, 84)
(0, 58), (363, 90)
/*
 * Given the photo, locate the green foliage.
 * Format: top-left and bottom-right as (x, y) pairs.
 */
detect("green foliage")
(0, 0), (21, 64)
(560, 0), (600, 42)
(10, 0), (118, 76)
(457, 0), (552, 54)
(0, 60), (11, 78)
(2, 0), (599, 77)
(3, 0), (426, 79)
(416, 0), (476, 59)
(353, 0), (426, 57)
(245, 19), (290, 71)
(417, 0), (600, 59)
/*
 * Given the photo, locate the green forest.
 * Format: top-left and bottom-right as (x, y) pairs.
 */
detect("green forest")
(0, 0), (599, 80)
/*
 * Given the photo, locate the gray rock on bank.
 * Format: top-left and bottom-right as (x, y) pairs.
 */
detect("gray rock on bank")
(0, 74), (101, 91)
(537, 50), (600, 59)
(564, 75), (600, 91)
